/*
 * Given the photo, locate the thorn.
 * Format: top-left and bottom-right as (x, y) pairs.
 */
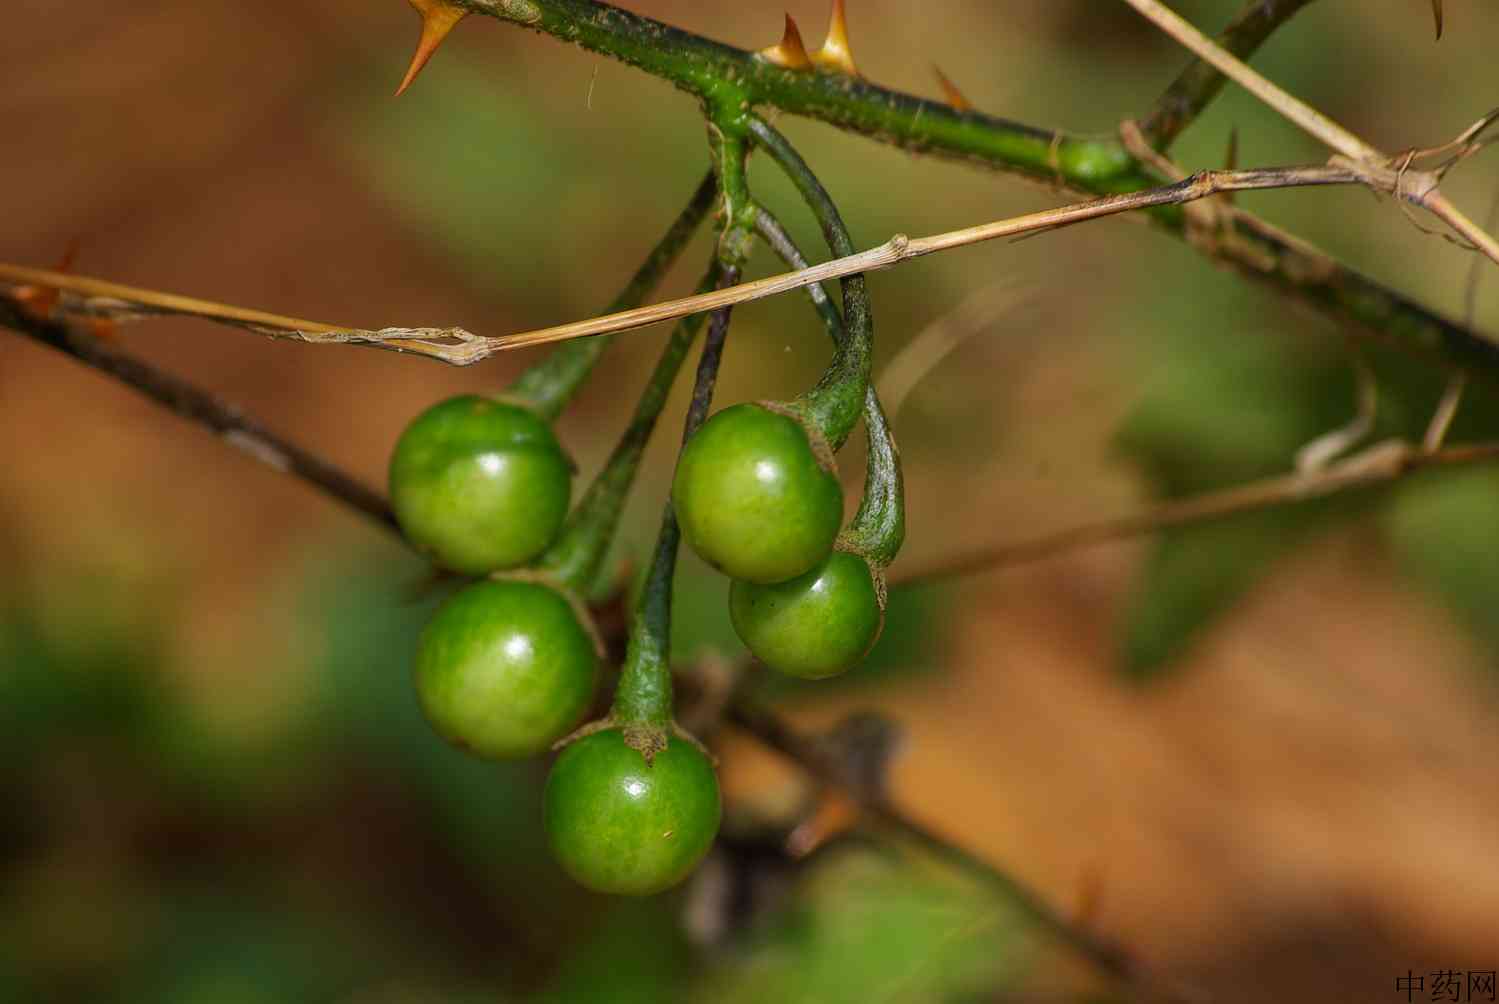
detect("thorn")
(396, 0), (467, 97)
(812, 0), (858, 76)
(12, 237), (84, 319)
(758, 13), (813, 70)
(785, 794), (858, 858)
(932, 64), (972, 113)
(1432, 0), (1444, 40)
(86, 318), (119, 342)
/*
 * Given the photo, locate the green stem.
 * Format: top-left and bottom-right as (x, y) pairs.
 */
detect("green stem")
(1140, 0), (1319, 151)
(508, 170), (716, 421)
(456, 0), (1499, 382)
(754, 206), (904, 568)
(538, 266), (721, 593)
(746, 116), (872, 450)
(612, 120), (756, 732)
(461, 0), (1137, 188)
(610, 274), (739, 729)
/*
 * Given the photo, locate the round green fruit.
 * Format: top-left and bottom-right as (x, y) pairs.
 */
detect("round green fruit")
(415, 579), (598, 759)
(730, 549), (883, 679)
(544, 729), (721, 896)
(672, 403), (843, 585)
(390, 395), (571, 575)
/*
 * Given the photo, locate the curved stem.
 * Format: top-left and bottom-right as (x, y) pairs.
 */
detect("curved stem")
(538, 265), (721, 593)
(746, 116), (871, 450)
(507, 171), (716, 420)
(754, 207), (904, 567)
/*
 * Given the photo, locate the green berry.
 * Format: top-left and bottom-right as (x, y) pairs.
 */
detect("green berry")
(544, 729), (720, 895)
(415, 579), (598, 759)
(672, 403), (843, 585)
(390, 395), (571, 575)
(730, 549), (883, 679)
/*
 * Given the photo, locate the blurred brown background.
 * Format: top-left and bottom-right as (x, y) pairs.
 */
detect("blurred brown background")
(3, 2), (1499, 1002)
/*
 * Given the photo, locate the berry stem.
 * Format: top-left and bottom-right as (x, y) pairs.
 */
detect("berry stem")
(611, 273), (740, 729)
(753, 205), (905, 567)
(508, 171), (716, 422)
(538, 264), (722, 594)
(612, 119), (756, 735)
(746, 117), (871, 451)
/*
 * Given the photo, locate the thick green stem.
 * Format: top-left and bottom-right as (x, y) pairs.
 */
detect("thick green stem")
(538, 266), (721, 593)
(455, 0), (1499, 382)
(610, 274), (739, 729)
(461, 0), (1137, 187)
(747, 117), (871, 450)
(1141, 0), (1319, 151)
(508, 170), (716, 420)
(754, 206), (904, 568)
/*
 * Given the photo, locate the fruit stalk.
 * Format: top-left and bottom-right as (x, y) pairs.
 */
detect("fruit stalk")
(746, 117), (872, 450)
(752, 206), (904, 567)
(538, 265), (722, 594)
(610, 273), (738, 733)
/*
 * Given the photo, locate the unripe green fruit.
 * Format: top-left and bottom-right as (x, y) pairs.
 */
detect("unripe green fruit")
(672, 403), (843, 585)
(544, 729), (721, 896)
(390, 395), (571, 575)
(415, 579), (598, 759)
(730, 549), (883, 679)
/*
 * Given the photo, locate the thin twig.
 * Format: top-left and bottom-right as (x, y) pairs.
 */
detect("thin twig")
(892, 439), (1499, 589)
(1140, 0), (1318, 150)
(1121, 0), (1377, 161)
(1428, 185), (1499, 450)
(0, 263), (481, 364)
(9, 160), (1472, 366)
(1120, 0), (1499, 267)
(1, 299), (398, 532)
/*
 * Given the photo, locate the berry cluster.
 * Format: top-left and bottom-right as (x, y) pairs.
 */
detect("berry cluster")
(385, 118), (904, 899)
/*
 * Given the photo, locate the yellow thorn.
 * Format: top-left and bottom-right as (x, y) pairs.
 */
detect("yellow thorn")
(812, 0), (858, 76)
(396, 0), (467, 97)
(1432, 0), (1444, 40)
(932, 65), (972, 113)
(759, 13), (813, 70)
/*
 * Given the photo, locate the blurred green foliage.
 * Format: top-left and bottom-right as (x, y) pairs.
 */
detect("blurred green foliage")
(1116, 276), (1499, 682)
(0, 557), (1030, 1003)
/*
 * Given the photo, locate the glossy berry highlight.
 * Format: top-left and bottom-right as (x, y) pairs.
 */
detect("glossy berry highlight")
(672, 403), (843, 585)
(390, 395), (572, 575)
(730, 548), (883, 679)
(415, 578), (598, 760)
(544, 728), (721, 896)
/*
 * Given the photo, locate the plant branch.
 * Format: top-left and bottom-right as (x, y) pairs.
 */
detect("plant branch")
(0, 298), (397, 533)
(1140, 0), (1318, 150)
(444, 0), (1499, 374)
(1121, 0), (1499, 267)
(892, 438), (1499, 589)
(18, 157), (1495, 369)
